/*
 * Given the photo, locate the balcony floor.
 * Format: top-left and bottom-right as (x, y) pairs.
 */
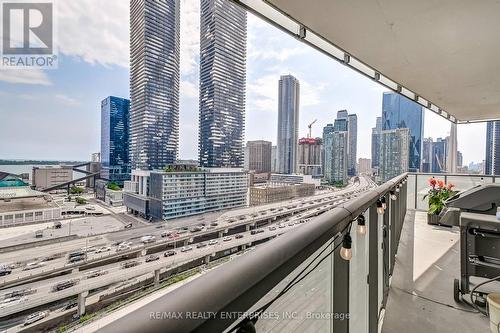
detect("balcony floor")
(382, 210), (491, 333)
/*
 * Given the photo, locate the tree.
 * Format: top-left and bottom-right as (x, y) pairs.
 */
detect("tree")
(75, 197), (87, 205)
(106, 182), (121, 191)
(70, 186), (84, 195)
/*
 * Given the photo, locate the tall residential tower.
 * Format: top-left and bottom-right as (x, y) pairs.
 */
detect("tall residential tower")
(129, 0), (180, 170)
(276, 74), (300, 174)
(485, 120), (500, 175)
(199, 0), (247, 167)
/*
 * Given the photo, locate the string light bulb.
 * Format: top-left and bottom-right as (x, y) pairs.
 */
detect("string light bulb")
(376, 199), (384, 215)
(356, 214), (366, 235)
(380, 196), (387, 210)
(395, 185), (400, 193)
(340, 233), (352, 260)
(390, 190), (397, 201)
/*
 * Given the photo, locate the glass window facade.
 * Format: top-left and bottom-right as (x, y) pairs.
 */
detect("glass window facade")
(382, 92), (424, 172)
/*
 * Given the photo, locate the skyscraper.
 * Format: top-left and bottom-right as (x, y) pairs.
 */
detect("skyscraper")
(276, 74), (300, 174)
(297, 137), (322, 176)
(421, 137), (433, 173)
(101, 96), (131, 185)
(446, 123), (458, 173)
(371, 117), (382, 171)
(382, 92), (423, 172)
(322, 123), (335, 174)
(130, 0), (180, 170)
(432, 138), (447, 173)
(324, 131), (348, 185)
(199, 0), (247, 167)
(379, 128), (410, 182)
(485, 120), (500, 175)
(347, 114), (358, 176)
(457, 151), (463, 168)
(246, 140), (272, 173)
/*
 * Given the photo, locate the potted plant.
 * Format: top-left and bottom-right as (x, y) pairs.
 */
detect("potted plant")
(423, 178), (457, 225)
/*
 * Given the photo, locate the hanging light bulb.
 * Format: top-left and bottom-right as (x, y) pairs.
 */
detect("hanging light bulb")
(380, 196), (387, 210)
(376, 199), (384, 215)
(356, 214), (366, 235)
(340, 233), (352, 260)
(395, 185), (400, 193)
(390, 190), (397, 201)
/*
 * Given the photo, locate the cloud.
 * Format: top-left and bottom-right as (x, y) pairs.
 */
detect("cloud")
(180, 0), (200, 76)
(0, 68), (52, 85)
(57, 0), (129, 67)
(180, 80), (198, 99)
(55, 94), (80, 106)
(249, 47), (307, 62)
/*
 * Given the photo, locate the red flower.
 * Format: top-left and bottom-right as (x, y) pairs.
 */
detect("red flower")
(437, 180), (445, 188)
(429, 178), (437, 188)
(447, 183), (455, 190)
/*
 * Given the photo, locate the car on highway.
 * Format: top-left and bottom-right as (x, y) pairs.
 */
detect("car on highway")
(208, 239), (218, 245)
(0, 265), (12, 276)
(23, 311), (47, 326)
(210, 222), (218, 226)
(116, 243), (131, 252)
(189, 226), (203, 233)
(268, 226), (277, 231)
(196, 242), (207, 248)
(0, 297), (26, 309)
(63, 302), (78, 311)
(22, 262), (44, 271)
(42, 253), (61, 262)
(95, 246), (111, 253)
(278, 224), (286, 228)
(164, 250), (177, 257)
(288, 222), (295, 227)
(52, 279), (79, 292)
(141, 235), (156, 244)
(223, 236), (232, 241)
(121, 261), (141, 269)
(68, 250), (85, 259)
(177, 229), (188, 235)
(68, 255), (85, 263)
(145, 254), (160, 262)
(124, 223), (133, 229)
(251, 229), (265, 235)
(34, 230), (43, 238)
(160, 231), (168, 238)
(235, 234), (244, 239)
(54, 221), (62, 229)
(180, 246), (193, 252)
(86, 270), (107, 279)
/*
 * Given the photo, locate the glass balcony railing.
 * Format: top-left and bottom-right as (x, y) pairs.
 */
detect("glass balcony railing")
(96, 173), (408, 333)
(407, 172), (496, 211)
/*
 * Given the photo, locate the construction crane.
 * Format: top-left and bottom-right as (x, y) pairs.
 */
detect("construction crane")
(307, 119), (317, 138)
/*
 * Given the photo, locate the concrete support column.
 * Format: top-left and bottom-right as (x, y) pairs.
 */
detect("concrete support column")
(245, 224), (250, 232)
(218, 231), (223, 238)
(77, 290), (89, 317)
(242, 244), (246, 250)
(154, 269), (160, 286)
(141, 249), (147, 256)
(184, 239), (189, 246)
(204, 255), (211, 265)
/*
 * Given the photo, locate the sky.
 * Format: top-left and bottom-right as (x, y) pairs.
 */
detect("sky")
(0, 0), (486, 166)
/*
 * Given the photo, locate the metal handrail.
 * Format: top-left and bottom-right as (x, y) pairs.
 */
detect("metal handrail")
(97, 173), (408, 333)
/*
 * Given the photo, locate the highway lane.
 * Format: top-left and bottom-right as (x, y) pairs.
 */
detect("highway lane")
(0, 177), (373, 285)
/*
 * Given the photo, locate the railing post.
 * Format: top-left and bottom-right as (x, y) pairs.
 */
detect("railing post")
(413, 174), (418, 210)
(368, 203), (379, 333)
(333, 239), (349, 333)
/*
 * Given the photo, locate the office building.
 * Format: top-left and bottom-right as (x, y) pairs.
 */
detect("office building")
(271, 146), (277, 172)
(485, 120), (500, 175)
(269, 173), (320, 187)
(334, 110), (348, 131)
(457, 151), (463, 168)
(432, 138), (447, 173)
(358, 158), (372, 174)
(199, 0), (247, 167)
(324, 131), (348, 186)
(322, 123), (335, 174)
(379, 128), (410, 182)
(249, 183), (315, 206)
(32, 166), (73, 190)
(421, 137), (433, 173)
(276, 74), (300, 174)
(382, 92), (423, 172)
(101, 96), (130, 185)
(347, 114), (358, 176)
(130, 0), (180, 170)
(297, 137), (322, 177)
(246, 140), (272, 173)
(124, 167), (248, 220)
(371, 117), (382, 171)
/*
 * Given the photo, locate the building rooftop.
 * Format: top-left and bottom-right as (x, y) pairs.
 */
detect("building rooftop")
(0, 187), (58, 213)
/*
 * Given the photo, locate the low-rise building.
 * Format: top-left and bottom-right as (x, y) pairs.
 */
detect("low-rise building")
(249, 182), (315, 206)
(95, 180), (124, 206)
(32, 166), (73, 190)
(269, 173), (321, 187)
(0, 186), (62, 227)
(124, 167), (248, 221)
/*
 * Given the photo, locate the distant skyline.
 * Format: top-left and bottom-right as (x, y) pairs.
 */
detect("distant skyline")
(0, 0), (486, 166)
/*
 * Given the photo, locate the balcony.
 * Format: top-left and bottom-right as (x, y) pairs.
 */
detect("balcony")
(92, 172), (499, 333)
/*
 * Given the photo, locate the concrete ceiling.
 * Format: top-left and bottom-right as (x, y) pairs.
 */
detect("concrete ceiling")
(265, 0), (500, 122)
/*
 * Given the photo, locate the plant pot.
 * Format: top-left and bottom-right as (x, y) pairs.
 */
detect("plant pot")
(427, 213), (440, 225)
